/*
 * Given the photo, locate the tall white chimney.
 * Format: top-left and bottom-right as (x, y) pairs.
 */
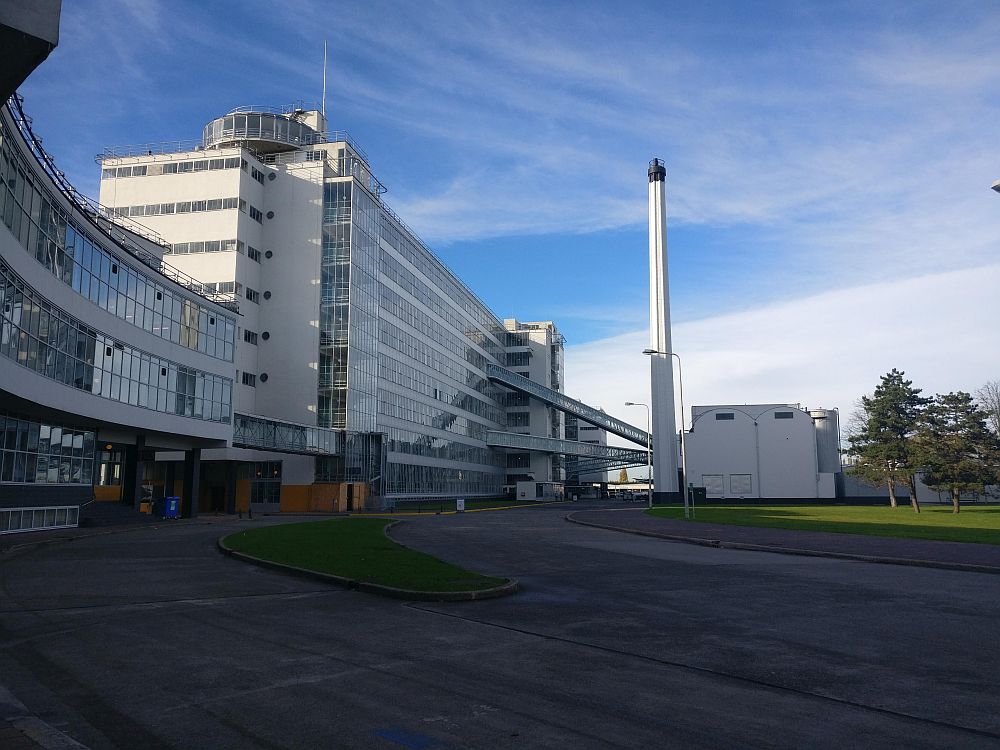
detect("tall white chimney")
(648, 158), (679, 500)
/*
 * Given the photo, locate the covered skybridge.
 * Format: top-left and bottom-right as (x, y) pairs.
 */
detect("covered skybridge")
(487, 431), (648, 472)
(485, 364), (650, 448)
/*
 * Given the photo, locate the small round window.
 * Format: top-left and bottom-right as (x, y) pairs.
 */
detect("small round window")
(267, 172), (276, 181)
(263, 291), (272, 300)
(266, 210), (275, 220)
(259, 373), (269, 383)
(265, 250), (273, 259)
(261, 331), (270, 340)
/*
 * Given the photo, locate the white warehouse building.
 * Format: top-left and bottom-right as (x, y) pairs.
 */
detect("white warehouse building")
(684, 404), (841, 500)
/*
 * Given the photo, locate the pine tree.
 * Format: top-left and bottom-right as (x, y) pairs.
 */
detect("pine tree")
(915, 392), (1000, 513)
(847, 369), (929, 512)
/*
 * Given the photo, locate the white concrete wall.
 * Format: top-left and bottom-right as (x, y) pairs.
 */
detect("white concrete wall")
(756, 407), (820, 498)
(685, 409), (759, 498)
(255, 159), (323, 424)
(503, 319), (565, 482)
(685, 405), (830, 499)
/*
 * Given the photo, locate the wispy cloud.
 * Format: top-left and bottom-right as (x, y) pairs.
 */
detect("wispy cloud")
(17, 0), (1000, 359)
(567, 262), (1000, 446)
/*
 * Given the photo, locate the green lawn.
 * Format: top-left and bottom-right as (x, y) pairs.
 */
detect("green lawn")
(223, 518), (506, 592)
(646, 504), (1000, 545)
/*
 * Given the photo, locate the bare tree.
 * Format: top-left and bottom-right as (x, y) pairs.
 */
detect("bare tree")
(975, 380), (1000, 435)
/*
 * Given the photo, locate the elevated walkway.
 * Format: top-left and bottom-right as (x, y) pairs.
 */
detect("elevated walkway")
(487, 431), (647, 469)
(232, 413), (343, 456)
(485, 364), (650, 447)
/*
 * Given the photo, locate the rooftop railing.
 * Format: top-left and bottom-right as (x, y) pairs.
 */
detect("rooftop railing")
(7, 96), (239, 312)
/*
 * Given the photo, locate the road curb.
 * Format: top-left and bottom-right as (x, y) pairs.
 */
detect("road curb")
(565, 512), (1000, 575)
(217, 520), (519, 601)
(0, 686), (91, 749)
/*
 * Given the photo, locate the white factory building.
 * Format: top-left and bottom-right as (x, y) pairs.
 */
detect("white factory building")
(94, 108), (580, 511)
(684, 404), (840, 500)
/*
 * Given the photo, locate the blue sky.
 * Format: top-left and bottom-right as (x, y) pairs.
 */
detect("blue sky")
(18, 0), (1000, 433)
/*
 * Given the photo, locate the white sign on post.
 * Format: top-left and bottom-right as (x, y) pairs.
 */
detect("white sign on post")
(456, 498), (465, 512)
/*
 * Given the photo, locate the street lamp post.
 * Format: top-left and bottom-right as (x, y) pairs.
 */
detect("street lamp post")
(642, 348), (689, 518)
(624, 401), (651, 508)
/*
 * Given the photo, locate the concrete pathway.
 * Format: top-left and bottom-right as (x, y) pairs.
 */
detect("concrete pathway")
(2, 504), (999, 748)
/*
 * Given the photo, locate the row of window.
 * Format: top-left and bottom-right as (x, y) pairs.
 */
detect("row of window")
(506, 351), (530, 367)
(379, 211), (506, 355)
(501, 392), (531, 407)
(1, 259), (232, 422)
(1, 506), (80, 534)
(166, 239), (261, 263)
(385, 426), (504, 468)
(506, 452), (531, 469)
(101, 156), (247, 179)
(315, 433), (384, 484)
(379, 353), (503, 426)
(382, 461), (503, 496)
(203, 281), (240, 295)
(112, 197), (241, 218)
(317, 182), (352, 430)
(1, 414), (95, 485)
(378, 388), (488, 441)
(378, 318), (489, 397)
(380, 285), (493, 373)
(379, 250), (498, 366)
(0, 124), (235, 359)
(204, 113), (320, 150)
(714, 411), (795, 421)
(506, 411), (530, 428)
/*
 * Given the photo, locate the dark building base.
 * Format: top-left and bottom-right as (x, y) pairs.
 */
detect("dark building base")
(653, 491), (683, 504)
(0, 483), (90, 508)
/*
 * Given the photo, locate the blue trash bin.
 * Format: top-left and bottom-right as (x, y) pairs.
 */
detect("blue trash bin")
(164, 496), (180, 519)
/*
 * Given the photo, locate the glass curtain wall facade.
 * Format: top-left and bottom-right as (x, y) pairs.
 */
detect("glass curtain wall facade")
(316, 158), (508, 497)
(376, 208), (507, 498)
(318, 179), (351, 429)
(0, 258), (232, 422)
(1, 413), (95, 486)
(1, 113), (237, 361)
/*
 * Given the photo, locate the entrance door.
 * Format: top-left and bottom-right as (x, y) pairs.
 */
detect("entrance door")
(95, 447), (124, 502)
(346, 483), (354, 512)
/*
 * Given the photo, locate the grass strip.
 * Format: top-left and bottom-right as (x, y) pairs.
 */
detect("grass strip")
(646, 505), (1000, 545)
(223, 518), (506, 592)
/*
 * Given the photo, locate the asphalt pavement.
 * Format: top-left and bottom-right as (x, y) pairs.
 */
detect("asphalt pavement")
(1, 503), (998, 749)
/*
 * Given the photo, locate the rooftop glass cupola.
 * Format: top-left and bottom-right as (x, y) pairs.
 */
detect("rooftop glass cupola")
(202, 106), (328, 154)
